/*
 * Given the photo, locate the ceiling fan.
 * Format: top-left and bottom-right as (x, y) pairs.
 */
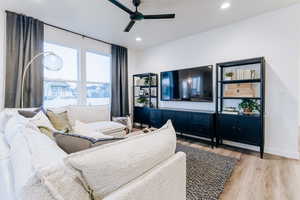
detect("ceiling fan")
(108, 0), (176, 32)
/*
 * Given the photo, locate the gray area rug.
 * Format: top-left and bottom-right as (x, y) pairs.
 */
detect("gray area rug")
(176, 143), (237, 200)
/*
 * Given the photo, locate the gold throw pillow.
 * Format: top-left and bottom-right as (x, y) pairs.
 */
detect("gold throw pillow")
(47, 110), (72, 133)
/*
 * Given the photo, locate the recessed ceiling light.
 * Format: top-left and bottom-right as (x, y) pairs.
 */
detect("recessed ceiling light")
(136, 37), (142, 42)
(220, 2), (231, 10)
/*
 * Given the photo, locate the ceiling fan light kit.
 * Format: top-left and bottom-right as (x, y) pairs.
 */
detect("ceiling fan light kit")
(108, 0), (176, 32)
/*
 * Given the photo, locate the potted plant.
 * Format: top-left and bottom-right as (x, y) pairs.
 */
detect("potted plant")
(238, 99), (260, 115)
(144, 76), (153, 86)
(137, 96), (148, 107)
(225, 72), (234, 80)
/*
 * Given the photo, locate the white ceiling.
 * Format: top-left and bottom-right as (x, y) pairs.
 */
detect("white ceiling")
(2, 0), (300, 50)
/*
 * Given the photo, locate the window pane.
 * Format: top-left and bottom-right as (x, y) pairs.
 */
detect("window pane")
(86, 52), (110, 83)
(44, 81), (78, 107)
(86, 83), (110, 105)
(44, 43), (78, 81)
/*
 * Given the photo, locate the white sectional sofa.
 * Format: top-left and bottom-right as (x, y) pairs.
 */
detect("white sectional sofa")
(0, 106), (186, 200)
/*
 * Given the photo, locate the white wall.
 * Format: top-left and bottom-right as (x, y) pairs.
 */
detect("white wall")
(128, 49), (137, 115)
(133, 4), (300, 159)
(44, 26), (111, 56)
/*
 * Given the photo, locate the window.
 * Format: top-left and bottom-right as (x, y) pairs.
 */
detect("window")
(86, 52), (111, 105)
(44, 43), (79, 107)
(43, 42), (111, 107)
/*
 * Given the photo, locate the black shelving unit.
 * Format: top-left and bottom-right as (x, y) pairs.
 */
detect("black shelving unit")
(216, 57), (265, 158)
(133, 73), (158, 127)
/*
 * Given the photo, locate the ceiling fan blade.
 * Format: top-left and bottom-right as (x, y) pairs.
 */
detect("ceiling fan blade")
(107, 0), (134, 15)
(143, 14), (175, 19)
(124, 21), (136, 32)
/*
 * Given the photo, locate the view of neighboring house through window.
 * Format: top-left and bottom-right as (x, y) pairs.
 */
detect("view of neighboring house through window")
(43, 42), (111, 107)
(44, 43), (79, 107)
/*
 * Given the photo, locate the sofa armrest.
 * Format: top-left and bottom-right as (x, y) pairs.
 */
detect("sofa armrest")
(102, 152), (186, 200)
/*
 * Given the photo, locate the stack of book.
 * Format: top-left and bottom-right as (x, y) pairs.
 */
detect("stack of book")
(222, 107), (239, 115)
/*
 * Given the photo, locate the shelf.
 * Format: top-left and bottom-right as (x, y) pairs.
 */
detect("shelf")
(221, 97), (261, 100)
(133, 73), (157, 78)
(219, 112), (261, 118)
(220, 79), (261, 84)
(217, 57), (264, 68)
(135, 85), (158, 88)
(135, 96), (157, 98)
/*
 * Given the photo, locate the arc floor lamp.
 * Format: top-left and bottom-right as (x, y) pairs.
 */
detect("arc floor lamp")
(21, 51), (63, 108)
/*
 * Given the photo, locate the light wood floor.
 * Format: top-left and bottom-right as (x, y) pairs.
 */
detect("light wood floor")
(177, 138), (300, 200)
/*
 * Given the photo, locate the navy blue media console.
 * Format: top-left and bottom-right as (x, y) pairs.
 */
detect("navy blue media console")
(134, 107), (216, 147)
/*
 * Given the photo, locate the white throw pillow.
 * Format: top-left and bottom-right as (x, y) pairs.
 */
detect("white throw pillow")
(4, 115), (28, 146)
(29, 111), (56, 131)
(65, 120), (176, 198)
(74, 120), (113, 140)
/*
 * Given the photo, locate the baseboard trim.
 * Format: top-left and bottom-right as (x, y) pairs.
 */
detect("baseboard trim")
(264, 147), (299, 160)
(223, 140), (299, 159)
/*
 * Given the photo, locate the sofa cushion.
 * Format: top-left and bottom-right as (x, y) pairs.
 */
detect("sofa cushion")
(46, 110), (72, 133)
(4, 115), (34, 146)
(21, 162), (91, 200)
(0, 134), (9, 160)
(67, 105), (110, 126)
(0, 110), (14, 133)
(64, 120), (176, 198)
(86, 121), (126, 134)
(10, 128), (67, 197)
(1, 108), (38, 132)
(10, 128), (90, 200)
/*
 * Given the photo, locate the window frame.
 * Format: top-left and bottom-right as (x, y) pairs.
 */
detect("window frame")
(43, 41), (111, 107)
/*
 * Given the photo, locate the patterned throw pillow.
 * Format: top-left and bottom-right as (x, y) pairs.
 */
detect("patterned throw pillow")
(47, 110), (72, 133)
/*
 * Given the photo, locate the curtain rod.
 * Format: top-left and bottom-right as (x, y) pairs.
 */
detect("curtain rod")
(5, 10), (122, 47)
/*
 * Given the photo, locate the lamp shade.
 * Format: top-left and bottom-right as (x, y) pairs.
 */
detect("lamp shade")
(43, 52), (63, 71)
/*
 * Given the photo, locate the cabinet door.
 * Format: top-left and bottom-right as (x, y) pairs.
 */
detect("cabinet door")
(237, 117), (261, 145)
(189, 113), (210, 137)
(134, 107), (149, 124)
(174, 111), (190, 133)
(149, 109), (163, 128)
(162, 110), (177, 125)
(217, 115), (238, 140)
(218, 115), (261, 146)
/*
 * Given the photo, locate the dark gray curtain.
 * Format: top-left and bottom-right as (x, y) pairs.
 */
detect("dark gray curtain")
(5, 11), (44, 108)
(111, 45), (129, 117)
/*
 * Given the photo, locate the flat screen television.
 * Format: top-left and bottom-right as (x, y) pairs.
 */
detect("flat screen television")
(160, 66), (213, 102)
